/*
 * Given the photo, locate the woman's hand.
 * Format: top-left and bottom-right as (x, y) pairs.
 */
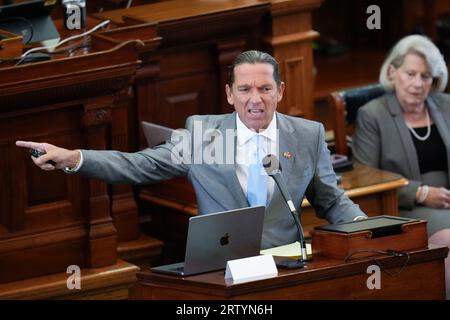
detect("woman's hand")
(423, 186), (450, 209)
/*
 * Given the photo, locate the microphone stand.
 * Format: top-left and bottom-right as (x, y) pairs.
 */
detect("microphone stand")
(271, 173), (308, 269)
(262, 154), (308, 269)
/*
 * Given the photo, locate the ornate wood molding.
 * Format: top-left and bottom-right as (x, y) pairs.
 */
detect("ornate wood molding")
(0, 38), (141, 282)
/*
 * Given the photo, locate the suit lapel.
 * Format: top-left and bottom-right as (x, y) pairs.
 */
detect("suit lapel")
(386, 93), (421, 180)
(276, 113), (296, 181)
(266, 113), (296, 207)
(427, 95), (450, 186)
(216, 112), (248, 207)
(428, 95), (450, 147)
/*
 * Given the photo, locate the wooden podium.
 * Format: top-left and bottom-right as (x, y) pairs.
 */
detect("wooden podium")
(131, 245), (448, 300)
(132, 214), (446, 300)
(312, 218), (429, 259)
(0, 22), (148, 284)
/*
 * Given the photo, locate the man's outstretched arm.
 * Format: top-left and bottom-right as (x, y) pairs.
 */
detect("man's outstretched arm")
(16, 141), (81, 171)
(16, 139), (189, 185)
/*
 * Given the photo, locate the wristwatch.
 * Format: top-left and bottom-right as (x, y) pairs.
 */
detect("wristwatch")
(63, 166), (76, 174)
(63, 150), (82, 174)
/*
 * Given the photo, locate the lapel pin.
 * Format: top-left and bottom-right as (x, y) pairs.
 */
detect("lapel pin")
(283, 151), (293, 160)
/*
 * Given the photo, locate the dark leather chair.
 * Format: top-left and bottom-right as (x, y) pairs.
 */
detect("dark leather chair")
(328, 84), (385, 155)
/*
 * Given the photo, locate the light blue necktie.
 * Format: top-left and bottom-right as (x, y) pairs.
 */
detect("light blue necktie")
(247, 135), (268, 207)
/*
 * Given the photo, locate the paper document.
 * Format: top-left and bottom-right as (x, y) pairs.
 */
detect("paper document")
(260, 242), (312, 260)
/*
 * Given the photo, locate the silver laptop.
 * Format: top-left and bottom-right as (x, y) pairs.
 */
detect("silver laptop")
(151, 206), (265, 276)
(141, 121), (175, 148)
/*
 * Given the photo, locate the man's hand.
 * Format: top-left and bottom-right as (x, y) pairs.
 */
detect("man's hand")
(423, 186), (450, 209)
(16, 141), (80, 171)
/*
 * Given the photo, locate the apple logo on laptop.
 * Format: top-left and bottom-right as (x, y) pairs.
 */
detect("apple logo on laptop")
(220, 233), (229, 246)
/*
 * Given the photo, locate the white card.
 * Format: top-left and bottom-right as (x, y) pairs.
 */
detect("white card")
(224, 254), (278, 284)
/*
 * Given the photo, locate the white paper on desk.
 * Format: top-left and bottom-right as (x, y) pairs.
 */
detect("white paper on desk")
(260, 241), (312, 259)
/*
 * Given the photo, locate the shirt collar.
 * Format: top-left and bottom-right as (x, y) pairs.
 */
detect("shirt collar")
(236, 112), (277, 146)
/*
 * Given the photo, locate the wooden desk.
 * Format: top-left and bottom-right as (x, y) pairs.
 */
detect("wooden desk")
(140, 163), (408, 243)
(0, 259), (139, 300)
(131, 245), (448, 300)
(301, 162), (408, 236)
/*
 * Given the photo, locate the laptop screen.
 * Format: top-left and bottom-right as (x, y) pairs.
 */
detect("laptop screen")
(182, 206), (265, 275)
(141, 121), (175, 148)
(151, 206), (265, 276)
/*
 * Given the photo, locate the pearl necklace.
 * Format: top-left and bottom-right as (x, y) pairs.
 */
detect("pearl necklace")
(406, 109), (431, 141)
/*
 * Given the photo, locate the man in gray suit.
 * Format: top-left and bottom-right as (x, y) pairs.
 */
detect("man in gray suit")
(16, 50), (365, 249)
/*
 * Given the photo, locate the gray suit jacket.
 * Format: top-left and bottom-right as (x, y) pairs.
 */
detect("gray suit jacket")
(353, 92), (450, 209)
(80, 112), (364, 249)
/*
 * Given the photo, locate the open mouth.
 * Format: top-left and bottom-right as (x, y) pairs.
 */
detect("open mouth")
(248, 109), (264, 115)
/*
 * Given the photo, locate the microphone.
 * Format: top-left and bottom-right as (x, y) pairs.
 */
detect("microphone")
(262, 154), (308, 269)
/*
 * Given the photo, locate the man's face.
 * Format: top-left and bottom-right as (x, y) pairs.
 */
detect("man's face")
(226, 63), (284, 131)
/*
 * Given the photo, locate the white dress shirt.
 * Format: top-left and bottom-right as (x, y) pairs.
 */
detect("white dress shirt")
(235, 113), (278, 204)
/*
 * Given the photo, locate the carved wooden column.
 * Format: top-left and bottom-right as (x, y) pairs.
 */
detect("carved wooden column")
(265, 0), (322, 119)
(216, 40), (247, 114)
(135, 55), (161, 147)
(91, 25), (162, 242)
(109, 83), (140, 242)
(83, 97), (118, 267)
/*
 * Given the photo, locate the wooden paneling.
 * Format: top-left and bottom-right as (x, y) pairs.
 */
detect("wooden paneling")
(0, 36), (142, 283)
(0, 226), (87, 283)
(0, 259), (139, 300)
(1, 105), (86, 233)
(93, 0), (321, 129)
(90, 22), (162, 242)
(0, 143), (11, 233)
(283, 56), (306, 115)
(146, 46), (218, 129)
